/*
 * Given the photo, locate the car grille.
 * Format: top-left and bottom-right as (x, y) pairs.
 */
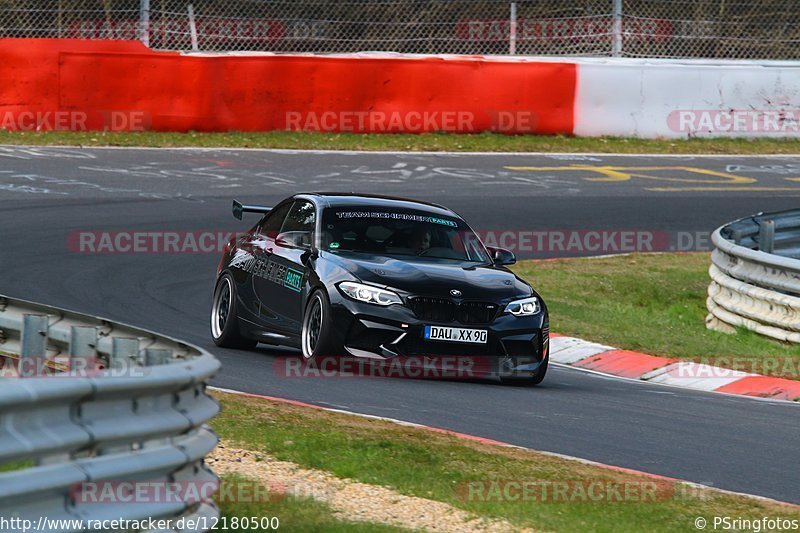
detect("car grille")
(409, 297), (499, 325)
(409, 297), (455, 322)
(457, 301), (500, 324)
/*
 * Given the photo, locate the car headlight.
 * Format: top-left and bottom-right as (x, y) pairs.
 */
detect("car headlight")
(505, 296), (540, 316)
(338, 282), (402, 306)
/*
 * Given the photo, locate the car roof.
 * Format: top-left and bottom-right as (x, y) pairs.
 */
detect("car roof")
(297, 192), (459, 218)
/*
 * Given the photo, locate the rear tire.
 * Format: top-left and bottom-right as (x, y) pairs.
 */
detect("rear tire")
(301, 290), (338, 359)
(500, 355), (548, 386)
(211, 273), (257, 349)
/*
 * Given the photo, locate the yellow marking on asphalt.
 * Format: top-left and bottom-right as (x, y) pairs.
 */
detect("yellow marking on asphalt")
(504, 165), (757, 186)
(646, 187), (800, 192)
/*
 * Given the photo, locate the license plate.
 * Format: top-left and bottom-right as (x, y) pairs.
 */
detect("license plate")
(424, 325), (487, 344)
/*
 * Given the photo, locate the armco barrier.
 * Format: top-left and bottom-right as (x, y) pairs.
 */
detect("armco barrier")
(706, 210), (800, 343)
(0, 295), (221, 532)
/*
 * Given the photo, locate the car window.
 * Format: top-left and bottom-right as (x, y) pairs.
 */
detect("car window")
(320, 207), (490, 263)
(260, 202), (292, 240)
(281, 200), (316, 234)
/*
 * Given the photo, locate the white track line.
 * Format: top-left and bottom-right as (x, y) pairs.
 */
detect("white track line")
(550, 363), (797, 405)
(3, 144), (800, 157)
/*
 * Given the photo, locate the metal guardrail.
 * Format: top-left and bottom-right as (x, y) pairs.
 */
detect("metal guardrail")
(0, 295), (221, 532)
(706, 209), (800, 343)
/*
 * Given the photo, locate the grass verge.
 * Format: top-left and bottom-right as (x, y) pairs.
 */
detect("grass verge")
(211, 391), (800, 533)
(513, 253), (800, 378)
(1, 130), (800, 154)
(0, 461), (33, 474)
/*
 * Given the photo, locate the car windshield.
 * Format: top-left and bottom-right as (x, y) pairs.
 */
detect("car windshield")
(321, 207), (490, 263)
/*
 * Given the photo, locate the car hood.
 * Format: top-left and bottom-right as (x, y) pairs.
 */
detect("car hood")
(324, 252), (531, 301)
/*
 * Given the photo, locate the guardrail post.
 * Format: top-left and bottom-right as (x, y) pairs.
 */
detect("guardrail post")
(145, 348), (171, 366)
(20, 314), (48, 378)
(188, 4), (200, 52)
(139, 0), (151, 47)
(69, 326), (97, 373)
(759, 219), (775, 254)
(611, 0), (623, 57)
(509, 2), (517, 55)
(111, 337), (141, 369)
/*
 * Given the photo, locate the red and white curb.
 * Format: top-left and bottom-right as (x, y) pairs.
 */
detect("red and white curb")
(210, 386), (800, 509)
(549, 335), (800, 402)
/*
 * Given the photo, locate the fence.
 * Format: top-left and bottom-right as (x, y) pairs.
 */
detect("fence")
(0, 295), (221, 531)
(707, 210), (800, 343)
(0, 0), (799, 59)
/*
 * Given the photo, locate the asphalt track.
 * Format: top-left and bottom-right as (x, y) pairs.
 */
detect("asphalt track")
(0, 146), (798, 504)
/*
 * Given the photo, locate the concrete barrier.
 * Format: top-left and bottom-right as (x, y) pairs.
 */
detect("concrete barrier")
(574, 58), (800, 138)
(1, 38), (798, 138)
(0, 38), (575, 134)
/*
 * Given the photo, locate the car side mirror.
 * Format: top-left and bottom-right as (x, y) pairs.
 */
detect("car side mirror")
(276, 231), (312, 249)
(487, 246), (516, 266)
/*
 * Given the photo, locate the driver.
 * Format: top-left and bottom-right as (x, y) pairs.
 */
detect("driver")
(410, 228), (431, 255)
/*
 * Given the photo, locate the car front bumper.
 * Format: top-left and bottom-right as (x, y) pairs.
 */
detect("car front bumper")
(328, 293), (549, 378)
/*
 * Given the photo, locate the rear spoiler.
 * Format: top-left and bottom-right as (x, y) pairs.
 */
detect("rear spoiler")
(232, 200), (272, 220)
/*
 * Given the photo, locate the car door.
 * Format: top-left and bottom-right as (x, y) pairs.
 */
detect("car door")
(249, 201), (292, 332)
(267, 199), (317, 334)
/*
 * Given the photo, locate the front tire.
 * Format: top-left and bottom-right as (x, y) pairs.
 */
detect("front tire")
(211, 273), (257, 349)
(301, 290), (337, 359)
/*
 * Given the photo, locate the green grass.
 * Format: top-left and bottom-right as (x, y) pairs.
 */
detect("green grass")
(0, 461), (33, 473)
(217, 474), (409, 532)
(2, 130), (800, 154)
(211, 392), (800, 533)
(513, 253), (800, 378)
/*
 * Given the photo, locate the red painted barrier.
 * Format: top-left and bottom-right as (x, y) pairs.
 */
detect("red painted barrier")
(0, 38), (576, 134)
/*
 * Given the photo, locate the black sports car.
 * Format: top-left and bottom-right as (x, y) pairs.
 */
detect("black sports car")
(211, 193), (549, 384)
